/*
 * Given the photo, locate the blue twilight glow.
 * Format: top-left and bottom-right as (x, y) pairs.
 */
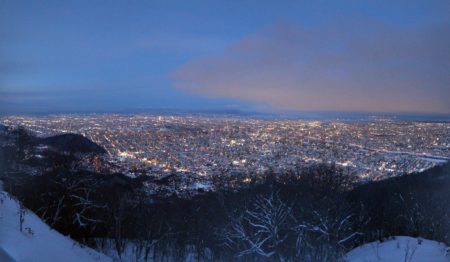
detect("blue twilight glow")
(1, 1), (449, 114)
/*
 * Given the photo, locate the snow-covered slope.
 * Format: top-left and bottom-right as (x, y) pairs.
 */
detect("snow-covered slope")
(346, 236), (450, 262)
(0, 185), (112, 262)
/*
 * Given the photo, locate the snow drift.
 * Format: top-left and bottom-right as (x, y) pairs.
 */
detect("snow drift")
(0, 185), (112, 262)
(346, 236), (450, 262)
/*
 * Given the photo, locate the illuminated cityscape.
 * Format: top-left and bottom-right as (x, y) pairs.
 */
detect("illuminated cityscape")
(2, 114), (449, 194)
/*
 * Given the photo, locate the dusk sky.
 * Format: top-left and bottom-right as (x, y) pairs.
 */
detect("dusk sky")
(1, 0), (449, 114)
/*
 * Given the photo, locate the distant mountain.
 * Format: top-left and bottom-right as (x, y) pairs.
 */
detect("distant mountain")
(41, 134), (106, 154)
(0, 124), (7, 132)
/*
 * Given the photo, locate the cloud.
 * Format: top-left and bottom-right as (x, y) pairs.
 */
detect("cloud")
(172, 21), (450, 113)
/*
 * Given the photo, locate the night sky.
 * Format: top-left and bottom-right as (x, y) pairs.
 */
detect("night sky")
(1, 1), (449, 114)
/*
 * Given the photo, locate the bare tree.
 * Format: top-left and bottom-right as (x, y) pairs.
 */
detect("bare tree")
(36, 176), (105, 232)
(67, 178), (105, 230)
(19, 201), (26, 232)
(222, 192), (292, 261)
(291, 201), (363, 261)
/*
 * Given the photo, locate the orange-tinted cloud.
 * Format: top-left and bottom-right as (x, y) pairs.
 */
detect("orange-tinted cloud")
(173, 21), (450, 113)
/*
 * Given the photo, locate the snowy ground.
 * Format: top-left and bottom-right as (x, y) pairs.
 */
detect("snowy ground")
(0, 182), (112, 262)
(2, 175), (450, 262)
(346, 236), (450, 262)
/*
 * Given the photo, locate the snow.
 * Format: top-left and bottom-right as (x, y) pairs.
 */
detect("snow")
(420, 157), (448, 164)
(346, 236), (450, 262)
(189, 182), (213, 191)
(0, 182), (112, 262)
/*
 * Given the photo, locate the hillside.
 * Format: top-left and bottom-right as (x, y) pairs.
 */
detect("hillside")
(0, 182), (112, 262)
(41, 133), (107, 154)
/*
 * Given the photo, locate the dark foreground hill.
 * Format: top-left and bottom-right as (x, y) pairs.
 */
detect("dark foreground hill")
(41, 133), (107, 154)
(1, 127), (107, 172)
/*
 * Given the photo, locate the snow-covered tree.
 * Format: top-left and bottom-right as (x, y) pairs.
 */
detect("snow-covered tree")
(222, 192), (292, 260)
